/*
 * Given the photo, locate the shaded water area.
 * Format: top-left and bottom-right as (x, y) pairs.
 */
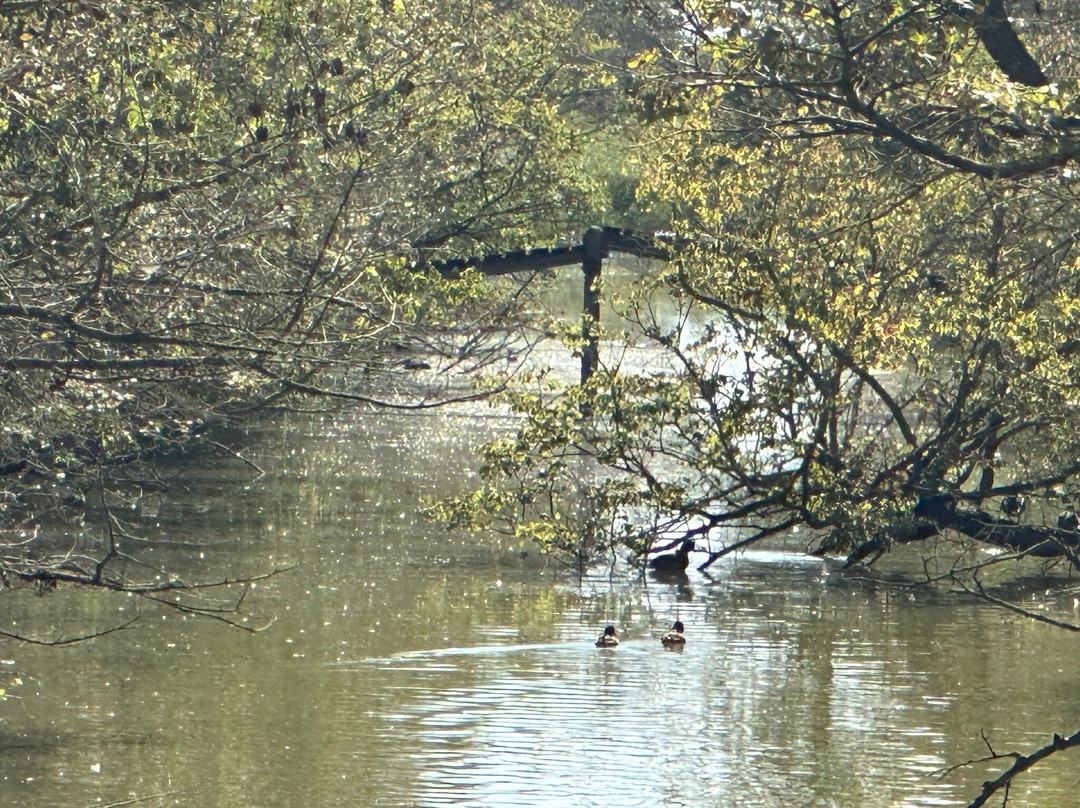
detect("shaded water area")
(2, 406), (1080, 808)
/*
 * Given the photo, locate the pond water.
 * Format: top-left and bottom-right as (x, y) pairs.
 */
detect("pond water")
(4, 261), (1080, 807)
(2, 405), (1080, 808)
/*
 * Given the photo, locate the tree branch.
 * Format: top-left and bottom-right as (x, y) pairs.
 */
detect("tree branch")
(0, 616), (140, 646)
(957, 728), (1080, 808)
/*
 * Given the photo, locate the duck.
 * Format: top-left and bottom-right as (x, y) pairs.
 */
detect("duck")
(595, 625), (619, 648)
(660, 620), (686, 647)
(648, 539), (695, 574)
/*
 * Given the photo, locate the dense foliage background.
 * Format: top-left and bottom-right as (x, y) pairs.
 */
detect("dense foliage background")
(438, 1), (1080, 581)
(6, 0), (1080, 609)
(0, 0), (632, 513)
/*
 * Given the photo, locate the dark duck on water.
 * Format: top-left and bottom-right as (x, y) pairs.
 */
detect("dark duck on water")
(648, 539), (695, 574)
(595, 625), (619, 648)
(660, 620), (686, 647)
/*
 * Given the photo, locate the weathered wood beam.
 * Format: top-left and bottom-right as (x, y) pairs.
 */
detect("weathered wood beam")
(431, 245), (585, 278)
(426, 227), (687, 278)
(422, 227), (692, 390)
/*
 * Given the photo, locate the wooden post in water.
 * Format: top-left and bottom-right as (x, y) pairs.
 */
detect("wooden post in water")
(581, 227), (605, 386)
(425, 225), (681, 393)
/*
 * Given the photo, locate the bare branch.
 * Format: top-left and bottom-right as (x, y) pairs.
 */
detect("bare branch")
(953, 729), (1080, 808)
(962, 577), (1080, 632)
(0, 616), (140, 646)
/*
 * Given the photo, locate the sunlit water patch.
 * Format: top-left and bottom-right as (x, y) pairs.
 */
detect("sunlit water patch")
(320, 551), (1063, 808)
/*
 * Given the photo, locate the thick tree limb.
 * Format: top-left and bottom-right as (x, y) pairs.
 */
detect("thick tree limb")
(845, 493), (1080, 566)
(975, 0), (1048, 87)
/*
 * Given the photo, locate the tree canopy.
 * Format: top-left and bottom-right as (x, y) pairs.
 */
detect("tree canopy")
(9, 0), (1080, 596)
(0, 0), (636, 595)
(0, 1), (623, 484)
(439, 0), (1080, 583)
(6, 2), (1080, 799)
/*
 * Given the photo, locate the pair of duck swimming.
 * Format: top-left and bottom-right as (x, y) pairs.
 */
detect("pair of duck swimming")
(594, 540), (695, 648)
(595, 620), (685, 648)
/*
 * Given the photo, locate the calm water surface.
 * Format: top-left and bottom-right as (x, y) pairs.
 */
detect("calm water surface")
(4, 331), (1080, 807)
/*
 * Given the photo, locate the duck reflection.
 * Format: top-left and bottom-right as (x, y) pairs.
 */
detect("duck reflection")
(649, 567), (694, 601)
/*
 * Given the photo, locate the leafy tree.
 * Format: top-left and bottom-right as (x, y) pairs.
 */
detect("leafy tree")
(0, 0), (628, 601)
(442, 0), (1080, 583)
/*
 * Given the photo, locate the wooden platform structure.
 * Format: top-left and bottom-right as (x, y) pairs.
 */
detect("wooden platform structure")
(428, 227), (683, 385)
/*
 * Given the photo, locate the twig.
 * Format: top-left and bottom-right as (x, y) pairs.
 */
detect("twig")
(15, 563), (296, 594)
(207, 440), (265, 477)
(0, 616), (140, 646)
(957, 729), (1080, 808)
(282, 378), (507, 409)
(698, 519), (800, 571)
(936, 730), (1006, 779)
(964, 577), (1080, 632)
(94, 792), (179, 808)
(136, 593), (275, 632)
